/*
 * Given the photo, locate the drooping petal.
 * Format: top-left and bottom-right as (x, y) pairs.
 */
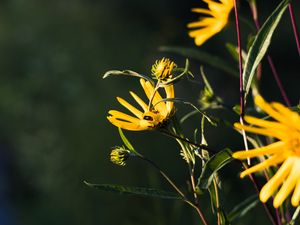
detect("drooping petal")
(164, 84), (174, 113)
(273, 158), (299, 208)
(260, 157), (294, 203)
(292, 178), (300, 207)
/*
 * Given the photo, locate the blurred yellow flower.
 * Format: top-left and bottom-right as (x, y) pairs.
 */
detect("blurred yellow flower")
(107, 79), (174, 131)
(233, 95), (300, 208)
(151, 58), (176, 80)
(187, 0), (233, 46)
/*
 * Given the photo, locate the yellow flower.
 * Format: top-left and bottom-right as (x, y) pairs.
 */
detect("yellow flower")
(233, 95), (300, 208)
(107, 78), (174, 131)
(151, 58), (176, 80)
(187, 0), (234, 46)
(110, 147), (131, 166)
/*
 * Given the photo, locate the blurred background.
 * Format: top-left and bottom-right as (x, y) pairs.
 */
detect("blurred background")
(0, 0), (299, 225)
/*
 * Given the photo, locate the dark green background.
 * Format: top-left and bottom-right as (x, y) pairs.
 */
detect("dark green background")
(0, 0), (299, 225)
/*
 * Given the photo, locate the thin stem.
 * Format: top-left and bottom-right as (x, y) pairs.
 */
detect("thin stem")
(159, 128), (217, 153)
(233, 0), (245, 117)
(139, 155), (209, 225)
(241, 161), (278, 225)
(139, 155), (186, 198)
(267, 57), (291, 107)
(234, 1), (251, 166)
(248, 1), (291, 107)
(213, 177), (221, 225)
(288, 3), (300, 56)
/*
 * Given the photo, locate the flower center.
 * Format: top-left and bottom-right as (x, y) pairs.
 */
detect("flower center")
(289, 132), (300, 155)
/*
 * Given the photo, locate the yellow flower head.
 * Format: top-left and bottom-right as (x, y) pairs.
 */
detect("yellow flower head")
(107, 78), (174, 131)
(110, 147), (131, 166)
(233, 95), (300, 208)
(187, 0), (234, 46)
(151, 58), (176, 80)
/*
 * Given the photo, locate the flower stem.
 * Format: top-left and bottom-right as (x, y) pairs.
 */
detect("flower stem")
(241, 162), (278, 225)
(288, 3), (300, 56)
(159, 128), (217, 153)
(233, 0), (245, 117)
(139, 155), (209, 225)
(139, 155), (186, 198)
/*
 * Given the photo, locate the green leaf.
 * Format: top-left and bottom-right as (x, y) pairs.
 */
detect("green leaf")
(199, 148), (233, 189)
(84, 182), (183, 200)
(103, 69), (152, 82)
(208, 184), (231, 225)
(118, 128), (140, 156)
(228, 195), (259, 221)
(159, 46), (238, 78)
(243, 0), (290, 102)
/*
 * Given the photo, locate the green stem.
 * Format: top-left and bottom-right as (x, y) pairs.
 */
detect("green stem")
(139, 155), (209, 225)
(159, 128), (217, 153)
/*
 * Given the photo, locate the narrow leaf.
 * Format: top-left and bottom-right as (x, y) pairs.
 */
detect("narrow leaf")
(159, 46), (238, 78)
(228, 195), (259, 221)
(199, 148), (233, 189)
(84, 182), (183, 200)
(243, 0), (289, 102)
(103, 70), (152, 82)
(118, 128), (140, 156)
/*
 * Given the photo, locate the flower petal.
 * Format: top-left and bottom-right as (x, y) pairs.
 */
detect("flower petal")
(240, 154), (285, 178)
(108, 110), (140, 124)
(259, 157), (294, 203)
(292, 178), (300, 207)
(232, 141), (285, 159)
(107, 116), (145, 131)
(117, 97), (143, 119)
(129, 91), (148, 112)
(274, 158), (299, 208)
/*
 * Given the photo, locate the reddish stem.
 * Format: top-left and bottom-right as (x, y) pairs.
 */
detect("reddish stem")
(233, 0), (245, 117)
(288, 3), (300, 56)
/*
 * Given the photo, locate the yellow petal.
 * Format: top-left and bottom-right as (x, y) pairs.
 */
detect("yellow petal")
(234, 123), (285, 140)
(107, 116), (145, 131)
(292, 179), (300, 207)
(190, 8), (212, 15)
(108, 110), (140, 124)
(271, 102), (300, 131)
(273, 158), (299, 208)
(187, 18), (216, 28)
(240, 154), (285, 178)
(259, 157), (293, 203)
(129, 91), (148, 112)
(244, 116), (288, 131)
(232, 141), (284, 159)
(255, 96), (297, 129)
(140, 79), (167, 116)
(117, 97), (143, 119)
(164, 84), (174, 113)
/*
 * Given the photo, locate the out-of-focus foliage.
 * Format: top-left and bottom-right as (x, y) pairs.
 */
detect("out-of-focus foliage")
(0, 0), (299, 225)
